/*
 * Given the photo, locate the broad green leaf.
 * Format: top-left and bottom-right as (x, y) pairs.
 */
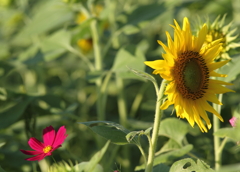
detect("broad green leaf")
(121, 25), (140, 35)
(111, 45), (146, 79)
(41, 29), (71, 61)
(23, 50), (44, 65)
(75, 162), (103, 172)
(86, 71), (105, 83)
(217, 164), (240, 172)
(79, 121), (136, 145)
(0, 96), (34, 129)
(169, 158), (214, 172)
(214, 128), (240, 142)
(219, 55), (240, 82)
(157, 139), (181, 155)
(83, 141), (110, 172)
(13, 0), (74, 46)
(152, 163), (170, 172)
(126, 3), (166, 25)
(159, 118), (189, 146)
(135, 145), (193, 171)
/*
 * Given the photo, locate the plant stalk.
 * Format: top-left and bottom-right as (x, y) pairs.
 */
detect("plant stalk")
(213, 93), (223, 170)
(145, 80), (166, 172)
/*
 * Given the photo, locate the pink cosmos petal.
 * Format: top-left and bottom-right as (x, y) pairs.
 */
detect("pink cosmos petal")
(25, 153), (46, 161)
(229, 117), (238, 127)
(52, 126), (68, 148)
(28, 138), (44, 151)
(43, 126), (56, 146)
(20, 149), (42, 155)
(52, 145), (62, 152)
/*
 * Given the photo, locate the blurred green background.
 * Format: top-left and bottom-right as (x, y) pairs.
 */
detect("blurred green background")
(0, 0), (240, 171)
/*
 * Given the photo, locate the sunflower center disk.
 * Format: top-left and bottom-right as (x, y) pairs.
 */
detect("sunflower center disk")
(174, 51), (209, 100)
(183, 59), (202, 92)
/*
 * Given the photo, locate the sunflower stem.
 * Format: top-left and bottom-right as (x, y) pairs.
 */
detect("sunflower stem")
(145, 80), (166, 172)
(213, 93), (223, 170)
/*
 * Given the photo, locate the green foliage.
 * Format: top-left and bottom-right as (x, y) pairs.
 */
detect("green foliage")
(169, 158), (214, 172)
(80, 121), (138, 145)
(0, 0), (240, 171)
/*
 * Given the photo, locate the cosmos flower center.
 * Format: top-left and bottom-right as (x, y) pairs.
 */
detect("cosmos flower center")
(174, 51), (209, 100)
(43, 145), (52, 153)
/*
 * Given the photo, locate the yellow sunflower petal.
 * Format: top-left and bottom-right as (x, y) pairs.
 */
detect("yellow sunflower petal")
(160, 100), (173, 110)
(209, 71), (227, 77)
(194, 24), (208, 52)
(144, 60), (166, 70)
(200, 100), (223, 121)
(203, 93), (222, 105)
(209, 79), (234, 86)
(207, 60), (230, 71)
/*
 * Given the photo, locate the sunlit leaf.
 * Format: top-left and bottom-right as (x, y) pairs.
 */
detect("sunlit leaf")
(135, 145), (193, 171)
(83, 141), (110, 172)
(111, 45), (145, 79)
(159, 118), (189, 146)
(169, 158), (214, 172)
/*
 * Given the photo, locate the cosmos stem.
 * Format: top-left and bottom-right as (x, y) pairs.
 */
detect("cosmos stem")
(145, 80), (167, 172)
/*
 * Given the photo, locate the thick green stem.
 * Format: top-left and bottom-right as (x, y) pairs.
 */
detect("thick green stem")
(213, 94), (223, 170)
(145, 80), (166, 172)
(90, 18), (104, 121)
(116, 77), (128, 127)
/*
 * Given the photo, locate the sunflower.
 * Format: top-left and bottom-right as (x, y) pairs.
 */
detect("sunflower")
(205, 14), (240, 60)
(145, 17), (234, 132)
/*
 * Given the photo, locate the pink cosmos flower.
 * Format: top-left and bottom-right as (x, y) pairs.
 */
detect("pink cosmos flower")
(20, 126), (68, 161)
(229, 117), (238, 127)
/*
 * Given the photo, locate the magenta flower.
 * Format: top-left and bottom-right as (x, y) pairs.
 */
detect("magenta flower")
(229, 117), (238, 127)
(20, 126), (68, 161)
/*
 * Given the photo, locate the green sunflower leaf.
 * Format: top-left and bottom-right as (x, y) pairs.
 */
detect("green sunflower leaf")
(79, 121), (138, 145)
(135, 144), (193, 171)
(128, 67), (157, 84)
(159, 118), (189, 146)
(169, 158), (214, 172)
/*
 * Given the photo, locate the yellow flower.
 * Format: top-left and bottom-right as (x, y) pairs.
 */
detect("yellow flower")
(75, 12), (88, 24)
(145, 17), (234, 132)
(77, 38), (93, 53)
(205, 15), (240, 60)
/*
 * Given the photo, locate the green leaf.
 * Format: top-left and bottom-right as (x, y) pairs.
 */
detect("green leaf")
(159, 118), (189, 146)
(121, 25), (140, 35)
(214, 128), (240, 142)
(83, 141), (110, 172)
(75, 162), (103, 172)
(135, 145), (193, 171)
(111, 45), (146, 79)
(86, 71), (105, 83)
(13, 0), (74, 46)
(41, 29), (71, 61)
(126, 3), (166, 25)
(152, 163), (170, 172)
(158, 139), (181, 154)
(0, 96), (34, 129)
(128, 67), (157, 84)
(169, 158), (214, 172)
(219, 55), (240, 82)
(79, 121), (135, 145)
